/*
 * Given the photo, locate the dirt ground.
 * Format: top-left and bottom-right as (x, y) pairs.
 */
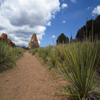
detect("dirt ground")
(0, 52), (67, 100)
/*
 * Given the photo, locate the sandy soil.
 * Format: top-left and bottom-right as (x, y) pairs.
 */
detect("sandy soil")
(0, 52), (67, 100)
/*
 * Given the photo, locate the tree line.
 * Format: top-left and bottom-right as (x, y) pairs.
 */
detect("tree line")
(76, 15), (100, 41)
(56, 15), (100, 44)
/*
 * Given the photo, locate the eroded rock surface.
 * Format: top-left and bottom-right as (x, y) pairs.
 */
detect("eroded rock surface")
(0, 33), (15, 45)
(28, 33), (39, 49)
(1, 33), (7, 39)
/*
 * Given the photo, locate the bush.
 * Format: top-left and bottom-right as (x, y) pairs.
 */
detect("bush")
(0, 40), (25, 72)
(56, 33), (69, 44)
(57, 41), (100, 100)
(49, 48), (57, 67)
(31, 48), (38, 55)
(38, 48), (47, 61)
(44, 46), (52, 56)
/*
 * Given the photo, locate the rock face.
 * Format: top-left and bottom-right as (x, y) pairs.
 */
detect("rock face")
(0, 33), (15, 45)
(1, 33), (7, 39)
(28, 33), (39, 49)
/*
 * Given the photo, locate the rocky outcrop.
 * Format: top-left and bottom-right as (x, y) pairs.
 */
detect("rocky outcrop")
(1, 33), (7, 39)
(0, 33), (15, 45)
(28, 33), (39, 49)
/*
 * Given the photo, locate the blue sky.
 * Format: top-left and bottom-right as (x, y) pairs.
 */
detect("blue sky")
(0, 0), (100, 47)
(42, 0), (100, 47)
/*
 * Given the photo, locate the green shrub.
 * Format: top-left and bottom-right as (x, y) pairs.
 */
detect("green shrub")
(37, 46), (53, 63)
(57, 41), (100, 100)
(0, 41), (14, 72)
(37, 48), (47, 60)
(49, 48), (57, 67)
(0, 40), (25, 72)
(12, 47), (25, 59)
(40, 53), (47, 60)
(56, 45), (65, 61)
(44, 46), (52, 56)
(38, 48), (44, 57)
(31, 48), (38, 55)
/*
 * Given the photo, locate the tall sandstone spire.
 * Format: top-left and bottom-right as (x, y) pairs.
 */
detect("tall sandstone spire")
(28, 33), (39, 49)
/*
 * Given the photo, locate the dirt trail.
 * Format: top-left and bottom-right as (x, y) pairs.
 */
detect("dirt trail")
(0, 52), (67, 100)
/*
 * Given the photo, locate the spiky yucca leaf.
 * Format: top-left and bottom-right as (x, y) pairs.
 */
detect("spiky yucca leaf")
(57, 42), (100, 100)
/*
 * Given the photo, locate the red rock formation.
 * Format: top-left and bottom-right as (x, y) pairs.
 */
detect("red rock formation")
(28, 33), (39, 49)
(7, 39), (12, 43)
(0, 33), (15, 45)
(1, 33), (7, 39)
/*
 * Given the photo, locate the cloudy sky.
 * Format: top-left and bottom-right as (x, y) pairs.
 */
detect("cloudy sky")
(0, 0), (100, 47)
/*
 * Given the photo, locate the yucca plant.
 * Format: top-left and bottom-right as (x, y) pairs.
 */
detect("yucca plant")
(38, 48), (44, 57)
(40, 53), (47, 61)
(37, 48), (47, 61)
(0, 41), (15, 72)
(49, 48), (57, 68)
(44, 46), (52, 56)
(57, 41), (100, 100)
(56, 46), (65, 61)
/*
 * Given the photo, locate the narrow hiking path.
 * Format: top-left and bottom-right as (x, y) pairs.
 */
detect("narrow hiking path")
(0, 52), (67, 100)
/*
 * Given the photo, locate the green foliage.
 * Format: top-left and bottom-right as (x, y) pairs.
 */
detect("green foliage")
(9, 41), (15, 47)
(40, 53), (47, 61)
(35, 46), (52, 60)
(0, 41), (14, 72)
(56, 33), (69, 44)
(29, 40), (100, 100)
(76, 25), (86, 41)
(49, 48), (57, 67)
(56, 45), (65, 61)
(0, 40), (25, 72)
(0, 37), (15, 47)
(38, 48), (47, 61)
(76, 15), (100, 41)
(43, 46), (52, 56)
(34, 46), (57, 67)
(57, 41), (100, 100)
(29, 48), (38, 55)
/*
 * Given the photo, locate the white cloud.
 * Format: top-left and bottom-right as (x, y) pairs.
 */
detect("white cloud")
(46, 22), (51, 26)
(71, 0), (76, 3)
(52, 35), (55, 38)
(61, 3), (68, 9)
(0, 0), (60, 46)
(38, 41), (40, 45)
(8, 34), (28, 46)
(92, 5), (100, 16)
(87, 7), (91, 10)
(62, 21), (65, 23)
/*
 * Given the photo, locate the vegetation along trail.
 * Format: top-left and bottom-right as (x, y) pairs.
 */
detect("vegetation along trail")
(0, 51), (67, 100)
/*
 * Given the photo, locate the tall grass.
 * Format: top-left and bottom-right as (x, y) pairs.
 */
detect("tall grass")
(49, 48), (57, 67)
(0, 40), (25, 72)
(29, 48), (38, 55)
(29, 41), (100, 99)
(38, 48), (47, 60)
(57, 41), (100, 100)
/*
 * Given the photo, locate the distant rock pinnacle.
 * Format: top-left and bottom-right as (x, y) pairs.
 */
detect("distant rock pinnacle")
(28, 33), (39, 49)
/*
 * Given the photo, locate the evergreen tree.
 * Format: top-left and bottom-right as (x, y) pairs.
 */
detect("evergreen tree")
(76, 15), (100, 41)
(56, 33), (69, 44)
